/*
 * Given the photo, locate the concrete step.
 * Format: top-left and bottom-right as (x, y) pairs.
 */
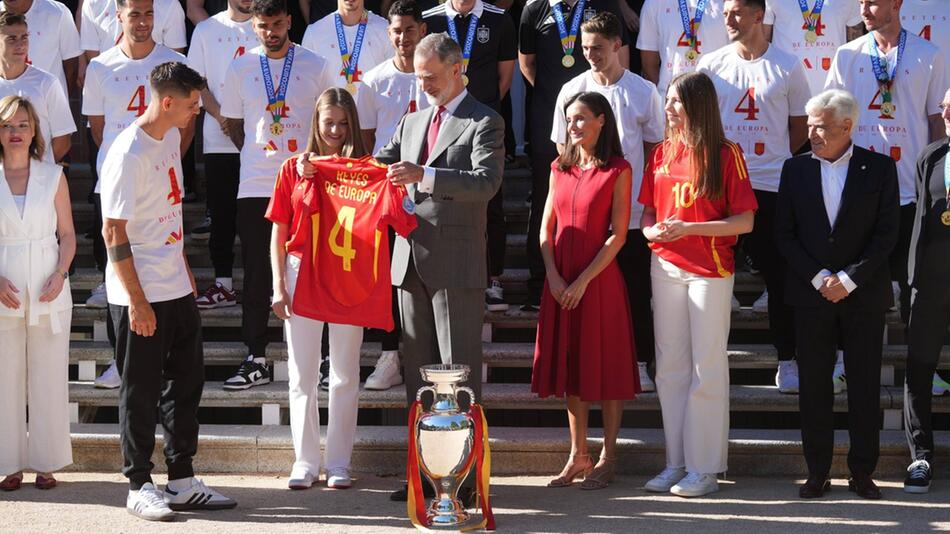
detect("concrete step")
(67, 423), (950, 477)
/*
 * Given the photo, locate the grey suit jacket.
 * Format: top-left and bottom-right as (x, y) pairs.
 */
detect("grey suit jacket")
(375, 93), (505, 290)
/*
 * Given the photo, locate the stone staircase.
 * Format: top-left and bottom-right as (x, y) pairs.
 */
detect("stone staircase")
(59, 161), (950, 478)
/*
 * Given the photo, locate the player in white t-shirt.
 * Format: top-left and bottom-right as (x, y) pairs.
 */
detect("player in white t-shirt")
(0, 12), (76, 163)
(218, 0), (334, 390)
(81, 0), (187, 55)
(187, 0), (256, 310)
(698, 0), (810, 394)
(0, 0), (82, 94)
(637, 0), (729, 94)
(551, 12), (664, 393)
(301, 0), (392, 100)
(99, 60), (237, 522)
(825, 0), (946, 326)
(900, 0), (949, 75)
(763, 0), (863, 95)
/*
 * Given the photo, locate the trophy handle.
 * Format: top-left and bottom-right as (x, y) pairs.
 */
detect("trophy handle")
(416, 385), (437, 402)
(457, 386), (476, 407)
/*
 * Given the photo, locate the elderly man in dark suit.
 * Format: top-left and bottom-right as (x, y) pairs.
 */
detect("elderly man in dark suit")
(775, 88), (900, 500)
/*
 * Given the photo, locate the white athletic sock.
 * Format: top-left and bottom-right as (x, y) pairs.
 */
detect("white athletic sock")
(381, 350), (399, 360)
(836, 350), (844, 366)
(165, 477), (193, 492)
(253, 357), (266, 365)
(216, 277), (233, 291)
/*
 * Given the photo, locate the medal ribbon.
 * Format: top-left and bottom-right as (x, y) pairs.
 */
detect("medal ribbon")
(797, 0), (825, 30)
(944, 143), (949, 206)
(868, 29), (907, 99)
(552, 0), (586, 58)
(259, 44), (295, 127)
(446, 12), (480, 75)
(335, 11), (368, 84)
(677, 0), (707, 50)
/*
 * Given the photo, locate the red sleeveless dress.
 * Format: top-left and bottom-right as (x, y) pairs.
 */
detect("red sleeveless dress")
(531, 157), (640, 401)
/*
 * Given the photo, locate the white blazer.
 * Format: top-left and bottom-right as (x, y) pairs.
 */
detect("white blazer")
(0, 160), (72, 332)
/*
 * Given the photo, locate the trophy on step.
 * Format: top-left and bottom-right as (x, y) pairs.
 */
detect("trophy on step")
(406, 364), (495, 531)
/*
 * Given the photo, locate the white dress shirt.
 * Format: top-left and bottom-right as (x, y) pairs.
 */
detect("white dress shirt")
(810, 143), (857, 294)
(419, 88), (469, 193)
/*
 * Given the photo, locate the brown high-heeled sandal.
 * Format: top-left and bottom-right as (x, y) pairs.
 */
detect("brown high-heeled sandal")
(1, 472), (23, 491)
(547, 454), (593, 487)
(580, 457), (615, 490)
(35, 473), (57, 490)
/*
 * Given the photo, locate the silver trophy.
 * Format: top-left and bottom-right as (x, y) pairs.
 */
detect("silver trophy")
(414, 364), (478, 529)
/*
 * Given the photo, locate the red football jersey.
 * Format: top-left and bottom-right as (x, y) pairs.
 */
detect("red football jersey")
(638, 140), (758, 278)
(266, 155), (417, 330)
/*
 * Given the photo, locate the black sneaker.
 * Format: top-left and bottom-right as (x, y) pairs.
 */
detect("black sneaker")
(904, 460), (932, 494)
(223, 356), (272, 390)
(319, 358), (330, 391)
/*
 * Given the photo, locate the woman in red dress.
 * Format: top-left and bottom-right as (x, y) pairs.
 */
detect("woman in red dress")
(532, 91), (639, 490)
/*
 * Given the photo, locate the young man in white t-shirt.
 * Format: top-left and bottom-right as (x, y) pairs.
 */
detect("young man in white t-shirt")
(637, 0), (729, 94)
(551, 12), (664, 393)
(82, 0), (188, 388)
(100, 60), (236, 522)
(0, 12), (75, 163)
(825, 0), (946, 328)
(900, 0), (949, 76)
(219, 0), (334, 390)
(80, 0), (187, 56)
(0, 0), (81, 94)
(697, 0), (810, 394)
(763, 0), (864, 95)
(187, 0), (256, 311)
(301, 0), (391, 99)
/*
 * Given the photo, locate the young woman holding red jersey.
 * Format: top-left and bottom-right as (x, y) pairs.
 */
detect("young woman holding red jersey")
(266, 88), (366, 491)
(532, 91), (640, 491)
(639, 72), (757, 498)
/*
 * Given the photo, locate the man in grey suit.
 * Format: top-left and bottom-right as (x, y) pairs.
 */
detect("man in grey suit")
(378, 32), (505, 408)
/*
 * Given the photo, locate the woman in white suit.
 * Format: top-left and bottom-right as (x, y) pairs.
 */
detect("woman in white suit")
(0, 95), (75, 491)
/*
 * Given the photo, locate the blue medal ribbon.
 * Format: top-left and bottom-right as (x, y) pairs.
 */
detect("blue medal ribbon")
(797, 0), (825, 30)
(335, 12), (368, 84)
(259, 44), (295, 126)
(677, 0), (707, 49)
(944, 143), (949, 203)
(446, 12), (480, 75)
(869, 29), (907, 86)
(552, 0), (586, 57)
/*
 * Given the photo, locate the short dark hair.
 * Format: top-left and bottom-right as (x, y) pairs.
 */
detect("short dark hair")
(580, 12), (621, 41)
(0, 11), (27, 29)
(149, 62), (207, 97)
(115, 0), (152, 9)
(251, 0), (287, 17)
(734, 0), (766, 11)
(388, 0), (423, 23)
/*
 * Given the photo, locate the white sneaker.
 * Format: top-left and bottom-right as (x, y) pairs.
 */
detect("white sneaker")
(775, 360), (799, 394)
(731, 295), (741, 311)
(127, 483), (175, 522)
(890, 282), (900, 312)
(832, 363), (847, 394)
(485, 279), (509, 312)
(638, 362), (655, 392)
(163, 477), (237, 511)
(670, 472), (719, 497)
(365, 351), (402, 390)
(933, 373), (950, 396)
(326, 467), (352, 489)
(85, 282), (108, 308)
(752, 290), (769, 313)
(287, 467), (315, 490)
(95, 361), (121, 389)
(644, 466), (686, 492)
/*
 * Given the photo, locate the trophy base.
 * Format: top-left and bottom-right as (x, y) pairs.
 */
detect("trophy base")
(425, 497), (471, 529)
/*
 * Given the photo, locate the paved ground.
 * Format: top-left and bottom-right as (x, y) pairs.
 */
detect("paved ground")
(1, 472), (948, 533)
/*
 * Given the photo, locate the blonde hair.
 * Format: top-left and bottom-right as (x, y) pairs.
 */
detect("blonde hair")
(306, 88), (367, 157)
(0, 95), (45, 162)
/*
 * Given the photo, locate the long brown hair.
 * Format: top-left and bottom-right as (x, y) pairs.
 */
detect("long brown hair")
(556, 92), (623, 171)
(305, 87), (368, 157)
(0, 95), (45, 162)
(665, 72), (726, 200)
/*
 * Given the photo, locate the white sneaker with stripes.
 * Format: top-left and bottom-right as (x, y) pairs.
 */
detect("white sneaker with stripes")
(163, 477), (237, 511)
(127, 483), (175, 522)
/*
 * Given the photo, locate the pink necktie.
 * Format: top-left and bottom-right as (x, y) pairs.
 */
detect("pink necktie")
(422, 105), (445, 163)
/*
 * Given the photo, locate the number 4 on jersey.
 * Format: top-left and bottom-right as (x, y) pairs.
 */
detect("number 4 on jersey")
(735, 88), (759, 121)
(329, 205), (357, 271)
(127, 85), (148, 117)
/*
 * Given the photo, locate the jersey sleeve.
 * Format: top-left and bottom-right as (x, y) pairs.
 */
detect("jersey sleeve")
(219, 62), (243, 119)
(381, 182), (418, 238)
(549, 85), (569, 145)
(638, 144), (660, 208)
(356, 79), (378, 129)
(46, 78), (78, 137)
(518, 2), (538, 54)
(498, 12), (518, 62)
(81, 62), (105, 116)
(823, 47), (847, 90)
(161, 0), (188, 49)
(642, 83), (665, 143)
(844, 1), (862, 27)
(722, 143), (757, 215)
(265, 159), (299, 225)
(100, 151), (143, 220)
(79, 0), (100, 52)
(58, 6), (83, 60)
(635, 0), (659, 52)
(763, 2), (775, 25)
(787, 60), (810, 116)
(302, 23), (318, 53)
(926, 48), (947, 117)
(186, 27), (208, 77)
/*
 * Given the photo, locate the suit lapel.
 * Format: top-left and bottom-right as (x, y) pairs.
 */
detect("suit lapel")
(808, 157), (832, 235)
(424, 94), (474, 167)
(831, 148), (865, 234)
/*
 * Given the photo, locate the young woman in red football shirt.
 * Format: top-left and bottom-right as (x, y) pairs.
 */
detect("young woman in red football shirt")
(266, 88), (367, 491)
(638, 72), (757, 498)
(532, 91), (640, 490)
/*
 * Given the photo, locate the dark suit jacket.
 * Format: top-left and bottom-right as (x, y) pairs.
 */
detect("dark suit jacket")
(375, 92), (505, 289)
(774, 145), (900, 310)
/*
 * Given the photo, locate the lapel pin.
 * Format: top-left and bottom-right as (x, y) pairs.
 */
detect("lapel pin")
(861, 165), (866, 170)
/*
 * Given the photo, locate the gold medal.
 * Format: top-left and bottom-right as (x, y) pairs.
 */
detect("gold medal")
(346, 83), (357, 95)
(686, 49), (698, 61)
(462, 74), (469, 86)
(270, 121), (283, 136)
(881, 101), (896, 117)
(805, 30), (818, 43)
(561, 54), (575, 68)
(942, 210), (950, 226)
